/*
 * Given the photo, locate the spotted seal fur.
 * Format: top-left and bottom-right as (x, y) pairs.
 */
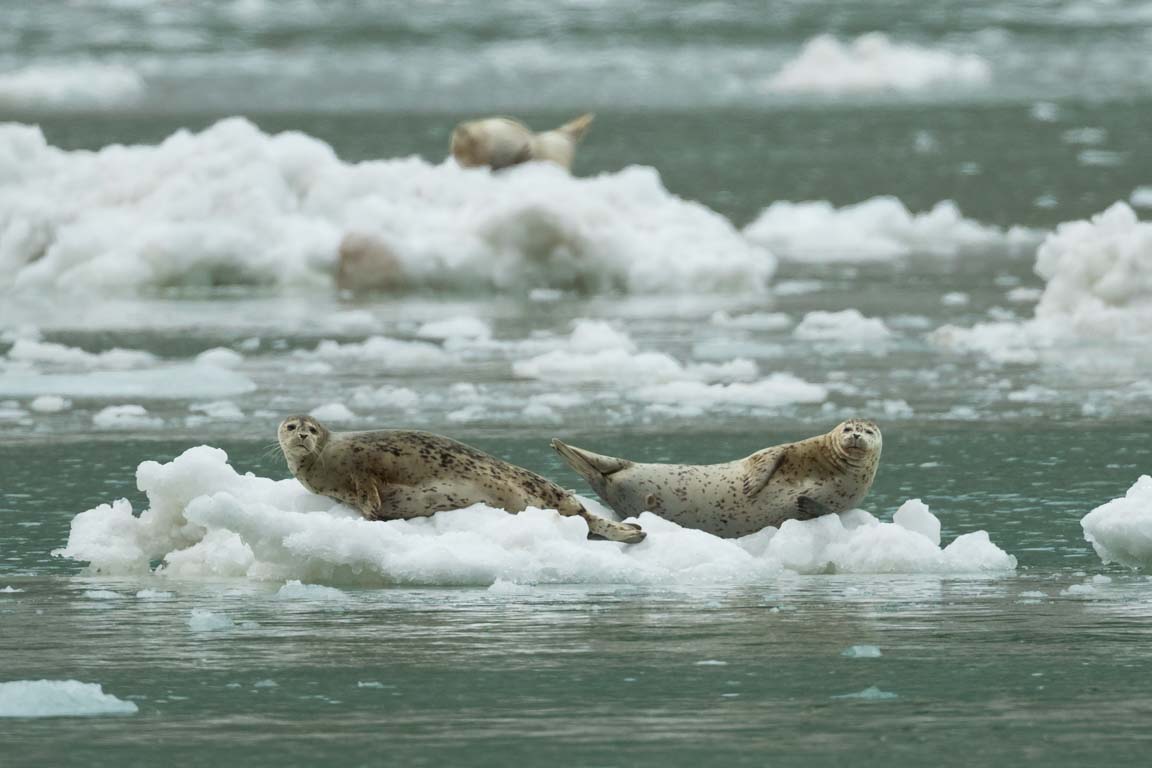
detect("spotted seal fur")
(551, 419), (882, 538)
(278, 415), (644, 543)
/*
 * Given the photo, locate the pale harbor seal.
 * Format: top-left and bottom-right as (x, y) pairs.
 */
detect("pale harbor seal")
(336, 232), (402, 292)
(450, 113), (594, 171)
(551, 419), (882, 538)
(278, 416), (645, 543)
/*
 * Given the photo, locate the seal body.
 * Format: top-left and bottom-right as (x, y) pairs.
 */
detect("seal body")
(450, 113), (594, 171)
(278, 416), (644, 543)
(552, 420), (882, 538)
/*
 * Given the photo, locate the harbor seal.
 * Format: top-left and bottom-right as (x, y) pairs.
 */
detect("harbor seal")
(450, 113), (594, 171)
(278, 415), (644, 543)
(551, 419), (882, 538)
(336, 232), (403, 292)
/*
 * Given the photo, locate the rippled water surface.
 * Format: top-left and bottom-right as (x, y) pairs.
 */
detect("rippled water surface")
(3, 0), (1152, 764)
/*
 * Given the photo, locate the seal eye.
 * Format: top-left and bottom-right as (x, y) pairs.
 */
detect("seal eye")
(309, 427), (318, 435)
(286, 424), (296, 431)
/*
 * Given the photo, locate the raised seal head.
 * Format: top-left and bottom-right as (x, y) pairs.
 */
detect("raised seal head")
(278, 415), (331, 468)
(827, 418), (882, 462)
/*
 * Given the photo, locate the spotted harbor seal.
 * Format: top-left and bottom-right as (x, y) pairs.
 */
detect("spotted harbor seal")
(278, 416), (644, 543)
(551, 419), (882, 538)
(450, 113), (594, 171)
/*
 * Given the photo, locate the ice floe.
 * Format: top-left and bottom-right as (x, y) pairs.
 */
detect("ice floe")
(1081, 475), (1152, 569)
(933, 203), (1152, 359)
(0, 64), (144, 109)
(793, 310), (893, 342)
(0, 680), (138, 718)
(765, 33), (991, 94)
(0, 118), (772, 295)
(743, 196), (1038, 262)
(55, 447), (1018, 586)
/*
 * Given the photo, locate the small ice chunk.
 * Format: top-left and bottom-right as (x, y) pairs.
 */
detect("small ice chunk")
(694, 660), (728, 666)
(187, 609), (234, 632)
(2, 586), (26, 593)
(416, 317), (491, 341)
(194, 348), (244, 369)
(309, 403), (356, 422)
(941, 292), (970, 307)
(82, 590), (122, 600)
(1131, 187), (1152, 209)
(253, 679), (278, 688)
(832, 686), (898, 701)
(710, 311), (793, 331)
(841, 645), (882, 658)
(0, 680), (138, 717)
(275, 580), (347, 600)
(135, 589), (173, 599)
(1081, 476), (1152, 568)
(892, 499), (942, 546)
(487, 579), (535, 594)
(189, 401), (244, 421)
(29, 395), (71, 413)
(794, 310), (892, 342)
(92, 405), (162, 429)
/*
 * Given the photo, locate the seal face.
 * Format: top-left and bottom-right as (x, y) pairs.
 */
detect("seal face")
(552, 419), (882, 539)
(278, 416), (644, 543)
(450, 113), (594, 171)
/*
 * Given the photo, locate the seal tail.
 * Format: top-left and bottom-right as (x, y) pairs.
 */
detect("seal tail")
(553, 113), (595, 143)
(550, 438), (630, 488)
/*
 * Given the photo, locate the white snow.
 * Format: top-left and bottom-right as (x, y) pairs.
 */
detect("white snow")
(744, 196), (1037, 262)
(0, 680), (138, 717)
(1081, 475), (1152, 568)
(0, 64), (144, 109)
(766, 33), (991, 94)
(0, 118), (772, 295)
(54, 446), (1017, 586)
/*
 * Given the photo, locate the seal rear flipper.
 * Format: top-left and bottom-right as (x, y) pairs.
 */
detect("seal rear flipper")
(550, 439), (631, 488)
(554, 113), (594, 142)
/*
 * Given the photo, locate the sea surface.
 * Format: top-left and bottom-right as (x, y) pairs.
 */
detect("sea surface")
(2, 0), (1152, 765)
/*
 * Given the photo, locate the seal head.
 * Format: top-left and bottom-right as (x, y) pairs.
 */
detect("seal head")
(278, 415), (330, 477)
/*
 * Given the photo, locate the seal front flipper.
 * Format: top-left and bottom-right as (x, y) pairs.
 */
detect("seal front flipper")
(743, 448), (784, 497)
(550, 439), (632, 495)
(796, 495), (834, 520)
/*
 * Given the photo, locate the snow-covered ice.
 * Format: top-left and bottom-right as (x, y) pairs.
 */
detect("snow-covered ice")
(1081, 475), (1152, 569)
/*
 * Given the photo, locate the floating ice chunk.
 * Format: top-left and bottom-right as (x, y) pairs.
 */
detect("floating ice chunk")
(794, 310), (893, 342)
(1007, 287), (1043, 303)
(253, 679), (277, 688)
(744, 196), (1037, 262)
(188, 608), (234, 631)
(92, 405), (163, 429)
(694, 660), (728, 666)
(832, 686), (898, 701)
(416, 317), (491, 341)
(1061, 127), (1107, 145)
(710, 311), (793, 331)
(0, 365), (257, 399)
(1131, 187), (1152, 209)
(305, 337), (450, 368)
(349, 385), (421, 410)
(194, 348), (244, 369)
(892, 499), (941, 546)
(1031, 102), (1060, 122)
(0, 118), (770, 295)
(276, 580), (348, 600)
(514, 344), (757, 385)
(29, 395), (71, 413)
(1033, 203), (1152, 335)
(1061, 583), (1097, 596)
(487, 579), (535, 595)
(135, 589), (173, 599)
(82, 590), (123, 600)
(1081, 476), (1152, 568)
(188, 401), (244, 421)
(56, 448), (1016, 585)
(6, 339), (156, 369)
(0, 680), (138, 717)
(841, 645), (882, 658)
(766, 33), (990, 94)
(1, 586), (25, 593)
(634, 375), (828, 409)
(941, 292), (970, 307)
(309, 403), (356, 422)
(0, 64), (144, 109)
